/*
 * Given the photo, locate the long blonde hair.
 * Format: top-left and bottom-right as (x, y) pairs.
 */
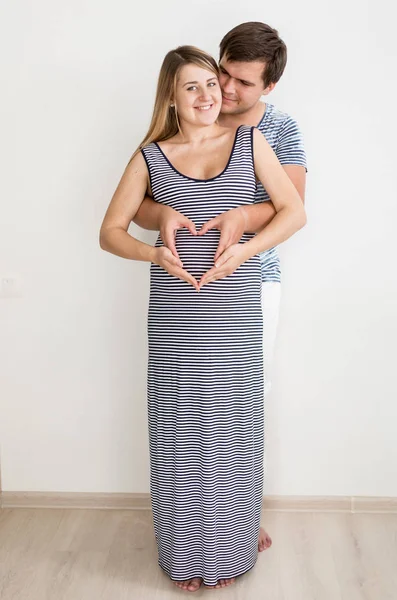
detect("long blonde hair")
(127, 46), (219, 165)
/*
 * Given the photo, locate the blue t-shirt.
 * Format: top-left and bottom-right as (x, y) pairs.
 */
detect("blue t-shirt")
(255, 103), (307, 282)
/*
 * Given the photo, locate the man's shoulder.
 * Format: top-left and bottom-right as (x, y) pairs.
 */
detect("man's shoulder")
(258, 103), (300, 134)
(256, 103), (307, 167)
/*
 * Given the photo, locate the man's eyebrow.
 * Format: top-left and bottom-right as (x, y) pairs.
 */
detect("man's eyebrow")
(219, 64), (255, 86)
(183, 77), (217, 87)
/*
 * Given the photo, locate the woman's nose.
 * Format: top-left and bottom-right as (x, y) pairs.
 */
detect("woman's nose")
(199, 90), (211, 100)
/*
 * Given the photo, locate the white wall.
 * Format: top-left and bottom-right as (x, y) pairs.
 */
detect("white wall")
(1, 0), (396, 496)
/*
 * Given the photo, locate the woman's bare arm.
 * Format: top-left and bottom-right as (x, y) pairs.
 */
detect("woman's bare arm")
(242, 127), (306, 257)
(99, 153), (158, 262)
(99, 153), (200, 290)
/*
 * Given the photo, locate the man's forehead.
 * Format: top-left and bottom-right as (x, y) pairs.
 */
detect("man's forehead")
(219, 57), (265, 81)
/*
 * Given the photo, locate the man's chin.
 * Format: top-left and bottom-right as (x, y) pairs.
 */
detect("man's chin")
(220, 103), (246, 116)
(220, 102), (238, 114)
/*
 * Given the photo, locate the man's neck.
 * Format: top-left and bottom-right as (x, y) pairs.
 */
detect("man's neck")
(218, 101), (267, 130)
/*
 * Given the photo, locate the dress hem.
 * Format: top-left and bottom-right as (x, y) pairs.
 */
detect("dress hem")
(159, 553), (259, 586)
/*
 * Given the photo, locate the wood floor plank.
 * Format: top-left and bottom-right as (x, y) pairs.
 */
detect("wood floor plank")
(0, 508), (395, 599)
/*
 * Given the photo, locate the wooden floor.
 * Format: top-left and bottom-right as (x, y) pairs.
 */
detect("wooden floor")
(0, 507), (395, 599)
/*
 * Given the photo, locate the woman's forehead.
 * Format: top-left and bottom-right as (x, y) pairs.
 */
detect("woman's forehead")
(177, 63), (217, 84)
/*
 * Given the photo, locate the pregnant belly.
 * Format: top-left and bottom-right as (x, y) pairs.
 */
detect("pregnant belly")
(155, 228), (221, 279)
(153, 227), (259, 294)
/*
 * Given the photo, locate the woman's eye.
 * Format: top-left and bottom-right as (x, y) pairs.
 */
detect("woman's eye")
(208, 82), (217, 87)
(187, 86), (197, 91)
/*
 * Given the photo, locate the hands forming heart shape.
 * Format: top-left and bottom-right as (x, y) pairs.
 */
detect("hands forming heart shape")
(155, 206), (251, 292)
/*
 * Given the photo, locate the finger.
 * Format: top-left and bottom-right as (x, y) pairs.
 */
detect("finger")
(180, 218), (197, 236)
(166, 254), (184, 269)
(198, 266), (218, 288)
(199, 258), (236, 288)
(214, 249), (231, 268)
(198, 275), (217, 290)
(198, 217), (220, 236)
(172, 267), (199, 290)
(162, 230), (181, 263)
(214, 235), (232, 263)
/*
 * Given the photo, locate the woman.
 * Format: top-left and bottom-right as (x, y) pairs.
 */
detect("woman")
(100, 46), (306, 592)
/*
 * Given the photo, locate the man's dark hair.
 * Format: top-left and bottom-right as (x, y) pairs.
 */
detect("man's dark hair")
(219, 22), (287, 88)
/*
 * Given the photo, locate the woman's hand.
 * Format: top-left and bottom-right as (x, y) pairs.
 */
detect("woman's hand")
(159, 206), (197, 260)
(197, 206), (248, 263)
(154, 246), (199, 291)
(197, 243), (251, 290)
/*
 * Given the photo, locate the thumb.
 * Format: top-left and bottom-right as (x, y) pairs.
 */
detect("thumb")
(162, 230), (181, 263)
(214, 248), (230, 268)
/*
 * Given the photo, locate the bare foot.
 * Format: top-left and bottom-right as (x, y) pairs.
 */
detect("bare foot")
(178, 529), (271, 591)
(206, 577), (236, 589)
(258, 526), (272, 552)
(174, 577), (203, 592)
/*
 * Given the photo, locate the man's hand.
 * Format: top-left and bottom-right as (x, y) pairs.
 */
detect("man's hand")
(197, 206), (248, 263)
(159, 206), (197, 260)
(154, 246), (199, 291)
(197, 243), (250, 290)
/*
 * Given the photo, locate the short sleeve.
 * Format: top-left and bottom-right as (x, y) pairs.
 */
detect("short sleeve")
(276, 116), (307, 172)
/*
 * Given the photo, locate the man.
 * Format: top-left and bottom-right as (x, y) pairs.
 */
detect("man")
(133, 21), (307, 587)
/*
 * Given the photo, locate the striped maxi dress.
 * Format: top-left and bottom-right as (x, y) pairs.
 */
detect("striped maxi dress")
(141, 124), (265, 586)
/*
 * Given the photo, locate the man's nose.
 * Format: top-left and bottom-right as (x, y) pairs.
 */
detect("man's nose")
(222, 77), (235, 95)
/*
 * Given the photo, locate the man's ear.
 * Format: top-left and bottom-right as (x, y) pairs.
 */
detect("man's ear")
(262, 82), (277, 96)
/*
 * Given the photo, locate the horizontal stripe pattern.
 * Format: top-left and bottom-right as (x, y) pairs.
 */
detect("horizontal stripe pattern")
(141, 125), (264, 586)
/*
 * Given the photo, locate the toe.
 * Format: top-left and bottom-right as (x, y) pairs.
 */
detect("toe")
(187, 578), (202, 591)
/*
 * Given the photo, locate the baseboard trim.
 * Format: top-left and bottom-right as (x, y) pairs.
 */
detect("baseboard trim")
(1, 492), (397, 513)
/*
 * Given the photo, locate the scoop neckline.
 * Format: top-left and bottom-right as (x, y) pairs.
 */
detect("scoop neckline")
(154, 125), (242, 183)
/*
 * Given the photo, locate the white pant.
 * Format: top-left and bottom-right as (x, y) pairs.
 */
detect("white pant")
(261, 282), (281, 397)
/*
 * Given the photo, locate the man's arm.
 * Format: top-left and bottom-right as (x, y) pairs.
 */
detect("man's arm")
(133, 163), (306, 234)
(247, 112), (307, 231)
(277, 113), (307, 203)
(197, 129), (306, 289)
(198, 163), (306, 262)
(132, 194), (197, 260)
(133, 195), (163, 231)
(132, 116), (307, 261)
